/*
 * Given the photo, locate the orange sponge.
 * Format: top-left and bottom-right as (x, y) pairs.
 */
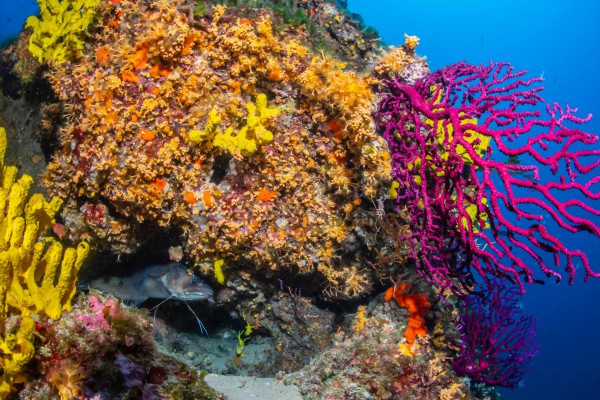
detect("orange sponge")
(385, 283), (430, 350)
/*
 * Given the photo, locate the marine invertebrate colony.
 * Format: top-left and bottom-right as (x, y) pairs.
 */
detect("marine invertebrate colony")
(43, 0), (407, 298)
(7, 0), (600, 395)
(26, 0), (101, 64)
(453, 279), (538, 387)
(297, 299), (473, 400)
(0, 126), (89, 396)
(0, 129), (217, 398)
(376, 61), (600, 293)
(384, 283), (430, 352)
(189, 93), (280, 156)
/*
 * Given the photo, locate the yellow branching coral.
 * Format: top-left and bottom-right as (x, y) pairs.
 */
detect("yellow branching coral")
(8, 239), (90, 320)
(222, 93), (279, 156)
(26, 0), (101, 64)
(0, 126), (89, 396)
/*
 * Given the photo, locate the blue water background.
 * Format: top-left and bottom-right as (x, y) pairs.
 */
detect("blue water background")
(0, 1), (37, 44)
(347, 1), (600, 399)
(1, 1), (599, 399)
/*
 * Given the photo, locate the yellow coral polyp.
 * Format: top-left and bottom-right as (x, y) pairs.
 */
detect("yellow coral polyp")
(46, 358), (85, 399)
(353, 306), (367, 332)
(26, 0), (101, 64)
(403, 33), (420, 53)
(297, 55), (374, 120)
(373, 45), (414, 78)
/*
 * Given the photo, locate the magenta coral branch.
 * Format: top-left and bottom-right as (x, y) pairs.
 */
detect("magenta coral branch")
(376, 61), (600, 293)
(453, 279), (538, 387)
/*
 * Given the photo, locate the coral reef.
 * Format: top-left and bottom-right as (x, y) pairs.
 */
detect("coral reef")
(295, 295), (479, 400)
(0, 125), (89, 396)
(453, 280), (538, 387)
(2, 0), (598, 398)
(41, 0), (417, 299)
(18, 293), (222, 399)
(375, 61), (600, 294)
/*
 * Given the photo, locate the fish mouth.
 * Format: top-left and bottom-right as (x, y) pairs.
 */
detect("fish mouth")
(168, 288), (214, 302)
(173, 293), (213, 302)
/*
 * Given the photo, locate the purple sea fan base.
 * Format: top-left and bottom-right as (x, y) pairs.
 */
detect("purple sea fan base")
(452, 280), (538, 387)
(375, 61), (600, 293)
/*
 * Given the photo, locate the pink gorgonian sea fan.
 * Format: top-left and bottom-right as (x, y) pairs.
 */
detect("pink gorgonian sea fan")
(453, 278), (538, 387)
(375, 61), (600, 293)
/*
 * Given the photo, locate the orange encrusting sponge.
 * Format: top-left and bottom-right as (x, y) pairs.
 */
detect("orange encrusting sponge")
(385, 283), (430, 351)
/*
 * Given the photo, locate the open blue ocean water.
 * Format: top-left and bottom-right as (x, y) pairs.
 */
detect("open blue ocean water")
(1, 1), (599, 399)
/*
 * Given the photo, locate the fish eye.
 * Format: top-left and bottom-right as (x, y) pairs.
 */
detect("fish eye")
(190, 277), (199, 286)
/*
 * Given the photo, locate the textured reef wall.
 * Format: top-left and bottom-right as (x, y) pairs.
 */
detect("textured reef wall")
(39, 0), (414, 300)
(0, 0), (599, 399)
(0, 125), (219, 398)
